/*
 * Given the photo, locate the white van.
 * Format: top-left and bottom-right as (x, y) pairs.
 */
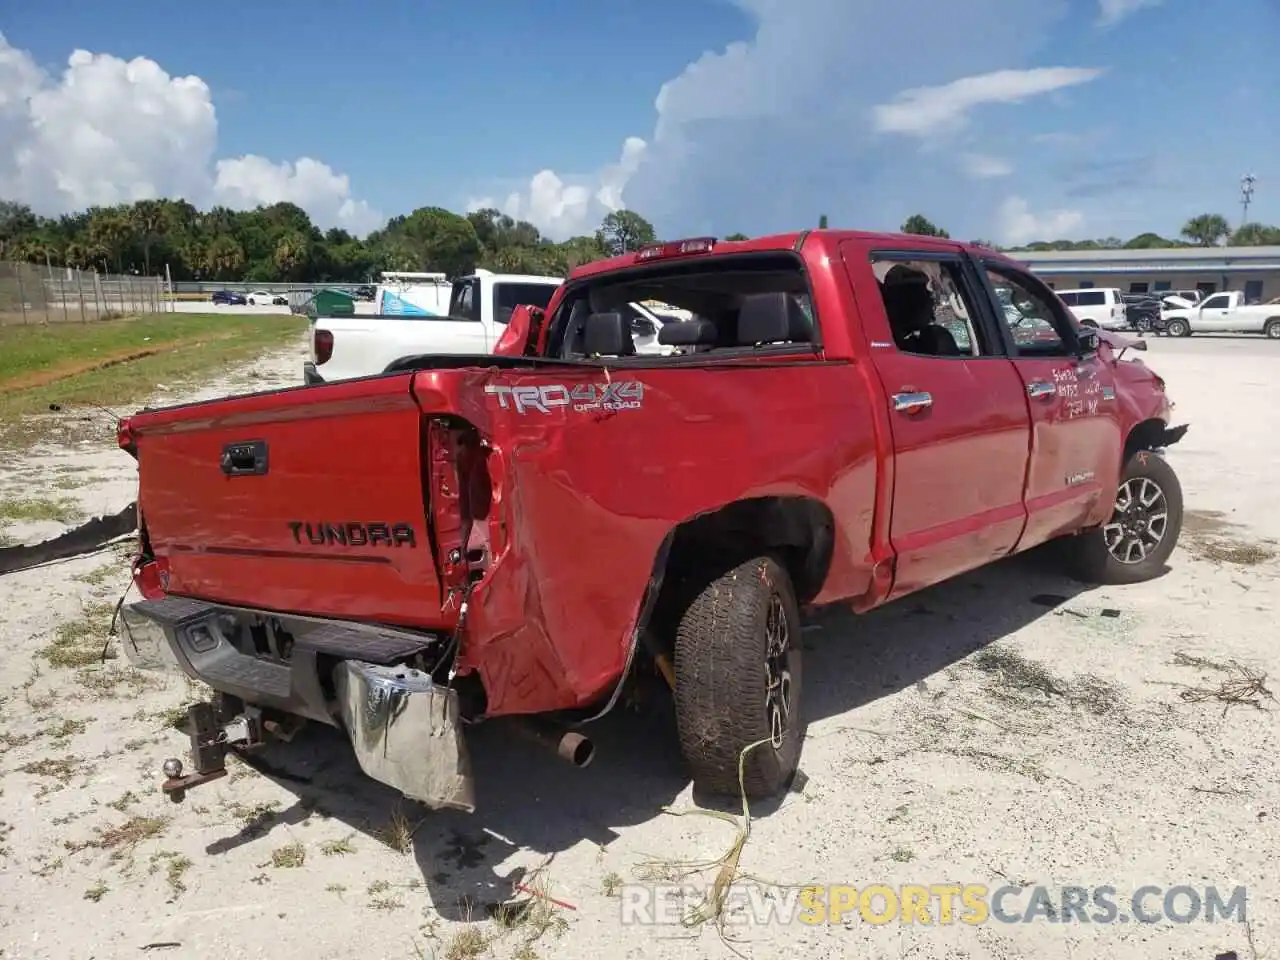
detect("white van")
(1056, 288), (1127, 330)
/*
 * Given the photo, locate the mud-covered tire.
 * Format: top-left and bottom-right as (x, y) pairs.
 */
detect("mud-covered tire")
(1064, 451), (1184, 585)
(672, 555), (805, 799)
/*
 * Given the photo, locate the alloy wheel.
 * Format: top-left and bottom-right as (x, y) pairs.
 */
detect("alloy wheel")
(1102, 476), (1169, 564)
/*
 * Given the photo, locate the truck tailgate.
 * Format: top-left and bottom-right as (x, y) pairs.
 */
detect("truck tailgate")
(128, 375), (447, 628)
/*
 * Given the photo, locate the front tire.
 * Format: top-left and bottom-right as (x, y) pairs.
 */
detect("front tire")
(1166, 318), (1190, 337)
(673, 556), (805, 799)
(1065, 451), (1184, 585)
(1265, 318), (1280, 339)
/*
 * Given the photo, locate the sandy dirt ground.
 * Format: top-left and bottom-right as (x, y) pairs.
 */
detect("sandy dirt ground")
(0, 335), (1276, 960)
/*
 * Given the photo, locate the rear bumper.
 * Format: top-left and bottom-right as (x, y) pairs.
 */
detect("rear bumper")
(120, 597), (474, 810)
(303, 361), (325, 385)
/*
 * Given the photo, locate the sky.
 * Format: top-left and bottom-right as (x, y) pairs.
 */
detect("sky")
(1, 0), (1277, 246)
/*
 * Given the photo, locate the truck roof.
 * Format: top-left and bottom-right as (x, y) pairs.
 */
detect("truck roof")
(566, 229), (1012, 282)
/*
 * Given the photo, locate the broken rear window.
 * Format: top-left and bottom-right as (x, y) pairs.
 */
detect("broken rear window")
(545, 253), (818, 360)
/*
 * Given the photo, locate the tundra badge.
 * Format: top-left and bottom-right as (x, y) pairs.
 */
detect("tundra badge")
(288, 522), (417, 548)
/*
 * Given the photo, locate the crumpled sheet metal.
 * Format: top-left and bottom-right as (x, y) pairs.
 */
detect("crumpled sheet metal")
(334, 660), (475, 813)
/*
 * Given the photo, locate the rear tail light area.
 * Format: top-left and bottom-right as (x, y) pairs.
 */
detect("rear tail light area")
(423, 419), (496, 599)
(313, 328), (334, 365)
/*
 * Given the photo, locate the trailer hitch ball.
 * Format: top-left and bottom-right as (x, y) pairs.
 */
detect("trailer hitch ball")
(163, 758), (184, 779)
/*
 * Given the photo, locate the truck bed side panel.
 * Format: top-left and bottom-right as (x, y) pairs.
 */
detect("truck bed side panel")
(449, 360), (878, 716)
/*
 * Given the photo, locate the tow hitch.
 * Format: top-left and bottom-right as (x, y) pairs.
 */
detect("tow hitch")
(160, 701), (302, 803)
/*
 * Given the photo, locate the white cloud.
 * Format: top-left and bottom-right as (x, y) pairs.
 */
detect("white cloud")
(1097, 0), (1163, 27)
(996, 196), (1084, 246)
(960, 153), (1014, 178)
(871, 67), (1105, 138)
(213, 156), (382, 236)
(466, 137), (647, 241)
(479, 0), (1102, 241)
(0, 32), (380, 235)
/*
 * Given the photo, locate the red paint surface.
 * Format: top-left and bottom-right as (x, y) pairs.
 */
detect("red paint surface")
(121, 231), (1177, 718)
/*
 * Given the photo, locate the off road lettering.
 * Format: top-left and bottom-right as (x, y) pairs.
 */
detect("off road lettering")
(288, 521), (416, 548)
(485, 381), (644, 414)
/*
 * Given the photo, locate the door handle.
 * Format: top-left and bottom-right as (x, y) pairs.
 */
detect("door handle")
(892, 391), (932, 413)
(220, 440), (269, 476)
(1027, 381), (1056, 399)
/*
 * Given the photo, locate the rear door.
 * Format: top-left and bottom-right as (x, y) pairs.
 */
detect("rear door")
(840, 241), (1032, 598)
(969, 256), (1123, 547)
(130, 376), (447, 628)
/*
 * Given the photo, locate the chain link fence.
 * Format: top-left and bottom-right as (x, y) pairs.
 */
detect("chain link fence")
(0, 261), (171, 325)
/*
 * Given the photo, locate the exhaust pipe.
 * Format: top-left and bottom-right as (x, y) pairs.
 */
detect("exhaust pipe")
(511, 720), (595, 768)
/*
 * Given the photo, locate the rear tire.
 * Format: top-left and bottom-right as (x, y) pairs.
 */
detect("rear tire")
(1064, 451), (1183, 585)
(673, 556), (805, 800)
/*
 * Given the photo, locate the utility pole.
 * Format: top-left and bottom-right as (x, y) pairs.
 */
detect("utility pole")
(1240, 174), (1256, 227)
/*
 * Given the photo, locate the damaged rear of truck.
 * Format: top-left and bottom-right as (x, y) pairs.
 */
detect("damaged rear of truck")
(116, 230), (1188, 813)
(116, 239), (852, 809)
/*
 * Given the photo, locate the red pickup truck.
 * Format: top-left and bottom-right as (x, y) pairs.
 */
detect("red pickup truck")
(116, 230), (1187, 810)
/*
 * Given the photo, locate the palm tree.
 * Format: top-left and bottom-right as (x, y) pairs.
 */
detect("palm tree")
(1180, 214), (1230, 247)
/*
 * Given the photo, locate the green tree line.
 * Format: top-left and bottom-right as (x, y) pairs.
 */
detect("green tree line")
(889, 211), (1280, 251)
(0, 199), (661, 282)
(2, 198), (1276, 283)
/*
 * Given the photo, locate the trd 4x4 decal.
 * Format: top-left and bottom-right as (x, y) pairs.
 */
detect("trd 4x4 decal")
(485, 382), (644, 415)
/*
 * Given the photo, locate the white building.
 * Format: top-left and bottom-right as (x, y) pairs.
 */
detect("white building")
(1015, 245), (1280, 302)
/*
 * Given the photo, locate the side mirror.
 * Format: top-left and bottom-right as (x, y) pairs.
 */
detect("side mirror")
(1077, 328), (1100, 357)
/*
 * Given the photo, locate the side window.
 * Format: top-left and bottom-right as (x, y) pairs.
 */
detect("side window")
(1077, 291), (1106, 307)
(448, 280), (477, 322)
(870, 258), (991, 358)
(1200, 294), (1229, 309)
(984, 266), (1077, 357)
(1058, 292), (1079, 306)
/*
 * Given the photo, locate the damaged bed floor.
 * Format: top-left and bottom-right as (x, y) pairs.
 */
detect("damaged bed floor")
(0, 335), (1277, 960)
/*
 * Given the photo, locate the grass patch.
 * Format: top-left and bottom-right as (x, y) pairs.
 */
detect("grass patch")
(1181, 510), (1278, 567)
(444, 927), (490, 960)
(83, 880), (109, 902)
(39, 601), (116, 668)
(151, 850), (194, 895)
(45, 716), (88, 741)
(21, 755), (83, 784)
(0, 495), (84, 524)
(270, 841), (306, 868)
(0, 312), (307, 448)
(377, 806), (418, 854)
(321, 835), (356, 856)
(75, 664), (160, 700)
(73, 563), (122, 587)
(970, 645), (1124, 716)
(66, 815), (169, 860)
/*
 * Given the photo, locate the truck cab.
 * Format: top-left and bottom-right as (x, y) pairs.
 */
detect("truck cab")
(305, 270), (563, 383)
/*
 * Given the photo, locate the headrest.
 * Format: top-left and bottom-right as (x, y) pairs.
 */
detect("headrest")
(658, 318), (718, 347)
(736, 292), (813, 346)
(582, 312), (636, 356)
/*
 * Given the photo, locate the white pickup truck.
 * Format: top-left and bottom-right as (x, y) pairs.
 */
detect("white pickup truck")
(304, 270), (687, 383)
(1160, 290), (1280, 339)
